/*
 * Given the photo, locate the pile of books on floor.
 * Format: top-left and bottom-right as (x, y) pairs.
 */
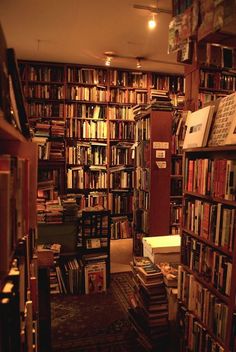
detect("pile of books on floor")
(58, 256), (83, 294)
(129, 256), (169, 346)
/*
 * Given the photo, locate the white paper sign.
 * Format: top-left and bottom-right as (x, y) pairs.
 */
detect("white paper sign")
(156, 161), (167, 169)
(156, 150), (166, 158)
(153, 141), (169, 149)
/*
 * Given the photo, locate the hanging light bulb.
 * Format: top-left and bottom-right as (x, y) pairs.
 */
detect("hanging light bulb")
(148, 13), (156, 30)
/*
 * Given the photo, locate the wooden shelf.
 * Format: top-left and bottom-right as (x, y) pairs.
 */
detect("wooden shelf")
(0, 118), (27, 142)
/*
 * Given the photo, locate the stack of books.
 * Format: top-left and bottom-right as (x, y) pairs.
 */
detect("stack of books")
(129, 256), (169, 343)
(150, 89), (173, 111)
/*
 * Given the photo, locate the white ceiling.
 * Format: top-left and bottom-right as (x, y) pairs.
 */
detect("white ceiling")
(1, 0), (184, 74)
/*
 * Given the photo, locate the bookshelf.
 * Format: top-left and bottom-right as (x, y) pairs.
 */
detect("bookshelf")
(170, 109), (188, 235)
(184, 42), (236, 111)
(178, 144), (236, 352)
(133, 108), (172, 255)
(0, 95), (38, 351)
(19, 60), (185, 244)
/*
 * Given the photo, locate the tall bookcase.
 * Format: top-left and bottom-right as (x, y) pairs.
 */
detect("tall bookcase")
(133, 108), (172, 255)
(178, 145), (236, 352)
(0, 112), (38, 350)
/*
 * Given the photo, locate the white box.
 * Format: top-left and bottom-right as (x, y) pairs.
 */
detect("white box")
(142, 235), (181, 265)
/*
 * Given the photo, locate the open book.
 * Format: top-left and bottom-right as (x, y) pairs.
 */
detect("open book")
(183, 105), (215, 149)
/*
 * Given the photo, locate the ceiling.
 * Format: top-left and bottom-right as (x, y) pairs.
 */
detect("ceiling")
(1, 0), (184, 75)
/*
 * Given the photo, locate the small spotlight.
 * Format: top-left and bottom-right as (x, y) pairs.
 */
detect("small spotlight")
(148, 13), (156, 30)
(105, 56), (112, 66)
(136, 58), (141, 69)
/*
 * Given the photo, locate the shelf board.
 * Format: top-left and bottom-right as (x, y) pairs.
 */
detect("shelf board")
(0, 117), (26, 142)
(183, 145), (236, 153)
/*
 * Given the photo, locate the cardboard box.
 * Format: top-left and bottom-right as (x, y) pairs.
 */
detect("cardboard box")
(142, 235), (181, 265)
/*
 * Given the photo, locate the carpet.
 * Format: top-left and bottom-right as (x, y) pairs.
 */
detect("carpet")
(51, 272), (147, 352)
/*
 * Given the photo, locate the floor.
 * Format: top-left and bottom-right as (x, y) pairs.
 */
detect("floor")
(110, 238), (133, 273)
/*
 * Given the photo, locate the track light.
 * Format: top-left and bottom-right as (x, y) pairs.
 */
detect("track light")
(148, 13), (156, 30)
(136, 58), (142, 69)
(105, 56), (112, 66)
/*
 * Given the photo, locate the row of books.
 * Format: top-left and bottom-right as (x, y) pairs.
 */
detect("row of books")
(135, 168), (150, 192)
(134, 208), (149, 235)
(109, 70), (148, 88)
(34, 119), (65, 137)
(178, 305), (224, 352)
(67, 67), (107, 85)
(184, 200), (235, 251)
(108, 192), (133, 214)
(109, 170), (134, 189)
(199, 70), (236, 91)
(66, 143), (107, 166)
(38, 243), (107, 295)
(171, 157), (183, 175)
(24, 65), (64, 82)
(111, 216), (133, 239)
(170, 201), (182, 226)
(178, 266), (228, 342)
(110, 142), (133, 166)
(198, 43), (236, 70)
(182, 235), (232, 296)
(65, 103), (106, 119)
(26, 84), (65, 99)
(66, 118), (107, 139)
(109, 120), (135, 140)
(28, 101), (64, 118)
(151, 74), (185, 93)
(67, 167), (107, 190)
(184, 157), (236, 200)
(171, 177), (183, 196)
(37, 193), (110, 224)
(33, 138), (65, 160)
(109, 88), (148, 105)
(66, 85), (107, 102)
(134, 189), (150, 212)
(22, 64), (184, 94)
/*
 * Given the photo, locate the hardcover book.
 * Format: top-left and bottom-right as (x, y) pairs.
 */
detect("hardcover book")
(208, 92), (236, 146)
(183, 105), (215, 149)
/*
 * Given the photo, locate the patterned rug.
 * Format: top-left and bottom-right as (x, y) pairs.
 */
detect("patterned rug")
(51, 272), (147, 352)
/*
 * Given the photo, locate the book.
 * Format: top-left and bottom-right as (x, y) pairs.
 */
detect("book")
(208, 92), (236, 146)
(183, 105), (215, 149)
(84, 261), (106, 294)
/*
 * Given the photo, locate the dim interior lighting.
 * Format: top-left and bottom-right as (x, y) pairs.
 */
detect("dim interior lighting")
(148, 13), (156, 29)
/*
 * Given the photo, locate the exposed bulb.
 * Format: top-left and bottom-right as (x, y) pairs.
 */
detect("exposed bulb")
(148, 13), (156, 30)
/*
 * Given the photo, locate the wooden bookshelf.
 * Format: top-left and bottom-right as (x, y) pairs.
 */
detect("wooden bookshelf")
(133, 109), (172, 255)
(184, 42), (236, 111)
(178, 145), (236, 352)
(0, 96), (39, 351)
